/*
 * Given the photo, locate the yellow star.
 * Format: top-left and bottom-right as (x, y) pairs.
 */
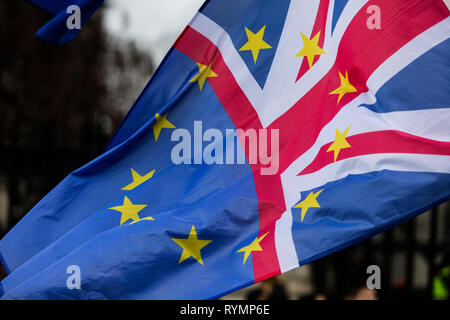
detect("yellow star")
(189, 63), (218, 91)
(327, 126), (351, 162)
(122, 168), (155, 191)
(130, 216), (155, 225)
(293, 190), (324, 222)
(329, 71), (357, 104)
(109, 196), (148, 225)
(237, 232), (269, 264)
(295, 31), (326, 69)
(172, 225), (212, 265)
(239, 26), (272, 63)
(151, 113), (176, 141)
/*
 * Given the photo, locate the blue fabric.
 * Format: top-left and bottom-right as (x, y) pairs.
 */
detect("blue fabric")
(331, 0), (349, 34)
(3, 216), (257, 299)
(27, 0), (74, 14)
(292, 170), (450, 265)
(27, 0), (104, 45)
(0, 250), (10, 275)
(106, 0), (291, 149)
(0, 49), (259, 296)
(106, 47), (196, 150)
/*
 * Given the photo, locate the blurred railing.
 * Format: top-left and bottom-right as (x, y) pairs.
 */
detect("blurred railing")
(311, 202), (450, 299)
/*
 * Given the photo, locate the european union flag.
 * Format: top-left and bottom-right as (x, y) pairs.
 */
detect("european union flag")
(27, 0), (104, 45)
(1, 0), (449, 299)
(0, 43), (262, 299)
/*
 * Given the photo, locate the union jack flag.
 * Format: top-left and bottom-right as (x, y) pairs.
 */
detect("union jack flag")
(169, 0), (450, 284)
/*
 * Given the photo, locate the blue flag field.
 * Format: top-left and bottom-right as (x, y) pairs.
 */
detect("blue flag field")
(0, 0), (449, 299)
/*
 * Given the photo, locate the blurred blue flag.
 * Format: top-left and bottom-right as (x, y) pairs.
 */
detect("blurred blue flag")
(27, 0), (104, 45)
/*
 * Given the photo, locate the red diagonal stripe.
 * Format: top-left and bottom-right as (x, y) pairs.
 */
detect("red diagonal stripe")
(174, 27), (285, 283)
(270, 0), (449, 174)
(299, 130), (450, 176)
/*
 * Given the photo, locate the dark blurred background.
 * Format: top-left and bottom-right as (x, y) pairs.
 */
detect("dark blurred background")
(0, 1), (449, 301)
(0, 1), (153, 232)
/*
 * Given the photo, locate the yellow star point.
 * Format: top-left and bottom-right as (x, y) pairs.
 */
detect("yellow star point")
(239, 25), (272, 63)
(151, 113), (176, 141)
(109, 196), (148, 225)
(189, 63), (218, 91)
(293, 190), (324, 222)
(329, 71), (357, 104)
(130, 216), (155, 225)
(295, 31), (326, 69)
(172, 225), (212, 265)
(237, 232), (269, 265)
(327, 126), (351, 162)
(122, 168), (155, 191)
